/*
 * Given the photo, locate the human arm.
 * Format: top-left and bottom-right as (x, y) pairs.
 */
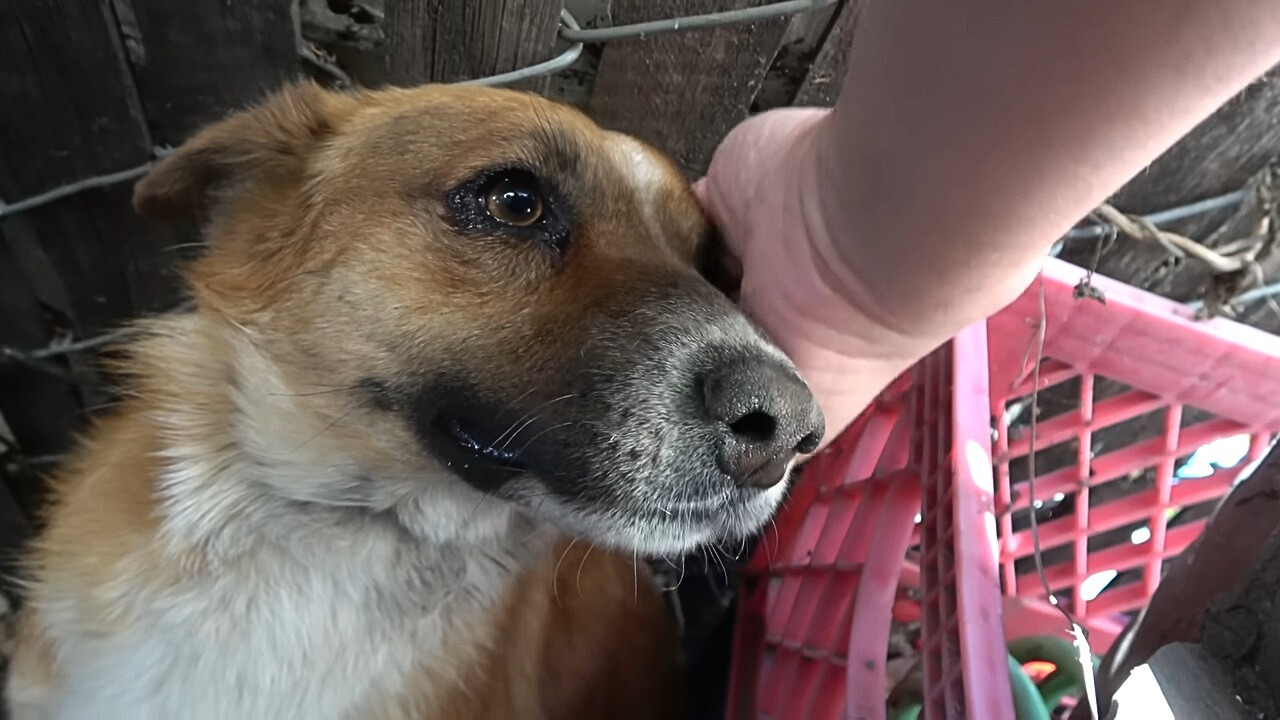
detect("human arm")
(696, 0), (1280, 446)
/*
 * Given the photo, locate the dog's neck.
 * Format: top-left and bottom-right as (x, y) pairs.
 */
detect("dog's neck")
(131, 310), (549, 586)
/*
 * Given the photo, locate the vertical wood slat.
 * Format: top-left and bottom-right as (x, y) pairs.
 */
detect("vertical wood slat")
(0, 0), (303, 463)
(0, 0), (168, 466)
(126, 0), (302, 147)
(384, 0), (565, 92)
(587, 0), (795, 177)
(791, 0), (863, 107)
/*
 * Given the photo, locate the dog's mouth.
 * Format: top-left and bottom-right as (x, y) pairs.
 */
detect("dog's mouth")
(408, 384), (788, 555)
(412, 397), (787, 556)
(438, 415), (527, 469)
(420, 409), (533, 492)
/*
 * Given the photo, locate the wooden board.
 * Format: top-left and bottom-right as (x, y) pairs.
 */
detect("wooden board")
(1109, 643), (1255, 720)
(1200, 528), (1280, 717)
(792, 0), (864, 107)
(1057, 66), (1280, 319)
(0, 0), (171, 459)
(1081, 446), (1280, 717)
(384, 0), (565, 91)
(587, 0), (794, 177)
(127, 0), (301, 147)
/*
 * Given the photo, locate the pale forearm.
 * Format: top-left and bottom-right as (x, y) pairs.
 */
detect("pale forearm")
(810, 0), (1280, 338)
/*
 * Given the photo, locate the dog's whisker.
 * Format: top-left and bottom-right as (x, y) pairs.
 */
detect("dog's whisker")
(710, 544), (730, 588)
(491, 393), (574, 449)
(495, 388), (538, 423)
(496, 395), (575, 451)
(575, 544), (593, 599)
(268, 384), (359, 398)
(513, 421), (577, 456)
(490, 408), (538, 449)
(552, 538), (578, 609)
(465, 487), (492, 524)
(766, 516), (781, 565)
(291, 401), (360, 452)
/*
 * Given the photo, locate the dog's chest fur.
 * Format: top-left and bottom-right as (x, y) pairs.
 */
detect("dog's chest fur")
(37, 519), (526, 720)
(22, 453), (537, 720)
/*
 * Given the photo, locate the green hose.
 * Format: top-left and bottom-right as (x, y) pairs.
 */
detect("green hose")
(1008, 634), (1100, 709)
(885, 635), (1098, 719)
(887, 700), (922, 720)
(1008, 653), (1052, 720)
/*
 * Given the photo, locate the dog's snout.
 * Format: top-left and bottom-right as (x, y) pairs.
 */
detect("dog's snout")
(701, 358), (825, 489)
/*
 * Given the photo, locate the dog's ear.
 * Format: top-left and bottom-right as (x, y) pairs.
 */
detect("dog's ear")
(133, 80), (354, 221)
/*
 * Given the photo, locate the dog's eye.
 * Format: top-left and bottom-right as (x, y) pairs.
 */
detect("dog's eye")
(445, 168), (570, 255)
(484, 177), (544, 227)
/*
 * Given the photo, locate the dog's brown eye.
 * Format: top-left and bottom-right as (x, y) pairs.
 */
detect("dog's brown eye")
(485, 179), (544, 227)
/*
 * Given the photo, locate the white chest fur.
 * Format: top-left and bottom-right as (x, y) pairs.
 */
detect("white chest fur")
(23, 506), (533, 720)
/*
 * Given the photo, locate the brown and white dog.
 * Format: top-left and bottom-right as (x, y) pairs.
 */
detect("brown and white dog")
(5, 81), (824, 719)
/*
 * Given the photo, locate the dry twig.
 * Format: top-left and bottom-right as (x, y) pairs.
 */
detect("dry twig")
(1093, 203), (1258, 275)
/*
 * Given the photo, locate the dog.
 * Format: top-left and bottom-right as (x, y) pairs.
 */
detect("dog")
(5, 80), (824, 719)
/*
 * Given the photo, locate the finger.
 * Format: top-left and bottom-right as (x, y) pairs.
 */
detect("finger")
(690, 177), (708, 205)
(690, 176), (725, 231)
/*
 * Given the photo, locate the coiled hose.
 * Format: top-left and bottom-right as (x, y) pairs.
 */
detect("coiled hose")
(887, 634), (1097, 720)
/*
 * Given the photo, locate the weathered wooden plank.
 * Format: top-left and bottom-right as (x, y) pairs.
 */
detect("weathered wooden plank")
(0, 447), (34, 598)
(1057, 66), (1280, 313)
(1109, 643), (1255, 720)
(126, 0), (301, 147)
(0, 0), (150, 193)
(0, 236), (81, 463)
(1200, 527), (1280, 717)
(384, 0), (565, 92)
(0, 0), (174, 461)
(1077, 446), (1280, 719)
(792, 0), (863, 107)
(587, 0), (795, 177)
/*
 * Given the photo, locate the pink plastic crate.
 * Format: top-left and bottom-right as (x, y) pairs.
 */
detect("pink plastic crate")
(726, 257), (1280, 720)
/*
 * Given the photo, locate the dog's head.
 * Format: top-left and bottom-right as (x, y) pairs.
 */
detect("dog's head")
(133, 81), (823, 556)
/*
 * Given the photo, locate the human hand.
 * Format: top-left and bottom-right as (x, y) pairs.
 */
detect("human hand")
(693, 108), (949, 451)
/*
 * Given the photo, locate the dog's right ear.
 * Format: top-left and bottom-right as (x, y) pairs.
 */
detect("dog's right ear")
(133, 80), (356, 221)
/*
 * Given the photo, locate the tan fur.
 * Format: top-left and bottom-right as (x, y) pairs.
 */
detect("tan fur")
(5, 80), (735, 719)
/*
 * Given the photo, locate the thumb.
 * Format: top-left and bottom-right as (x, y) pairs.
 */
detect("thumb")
(690, 176), (723, 228)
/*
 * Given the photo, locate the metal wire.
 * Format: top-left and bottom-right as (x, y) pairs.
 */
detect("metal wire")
(0, 1), (851, 364)
(559, 0), (836, 43)
(1185, 278), (1280, 312)
(458, 9), (584, 87)
(1, 0), (1248, 228)
(2, 0), (841, 219)
(1064, 188), (1248, 240)
(0, 147), (172, 220)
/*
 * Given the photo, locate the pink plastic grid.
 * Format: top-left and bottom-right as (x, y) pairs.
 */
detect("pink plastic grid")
(987, 258), (1280, 652)
(724, 323), (1012, 720)
(726, 257), (1280, 719)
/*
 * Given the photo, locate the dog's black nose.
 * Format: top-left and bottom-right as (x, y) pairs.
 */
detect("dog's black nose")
(702, 358), (825, 489)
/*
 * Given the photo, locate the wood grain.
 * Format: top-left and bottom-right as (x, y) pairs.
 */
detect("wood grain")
(0, 0), (168, 459)
(127, 0), (301, 147)
(1110, 643), (1255, 720)
(792, 0), (863, 107)
(587, 0), (794, 177)
(1057, 66), (1280, 317)
(384, 0), (564, 92)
